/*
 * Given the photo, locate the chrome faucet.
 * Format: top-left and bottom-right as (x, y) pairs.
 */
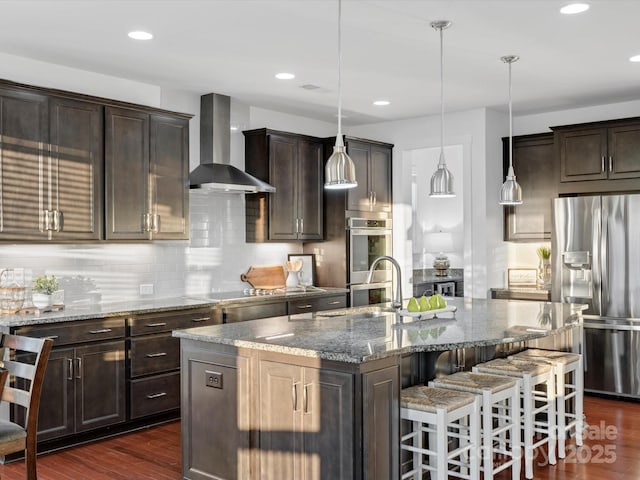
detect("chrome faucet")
(366, 255), (403, 309)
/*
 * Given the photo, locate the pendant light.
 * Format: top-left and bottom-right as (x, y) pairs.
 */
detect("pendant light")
(429, 20), (455, 198)
(325, 0), (357, 190)
(499, 55), (523, 205)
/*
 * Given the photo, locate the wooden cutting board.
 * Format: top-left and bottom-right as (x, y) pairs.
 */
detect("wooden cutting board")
(240, 265), (286, 289)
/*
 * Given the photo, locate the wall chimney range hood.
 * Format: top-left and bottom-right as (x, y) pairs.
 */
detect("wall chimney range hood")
(189, 93), (275, 193)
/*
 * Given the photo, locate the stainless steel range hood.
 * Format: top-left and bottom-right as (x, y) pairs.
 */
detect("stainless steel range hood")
(189, 93), (275, 193)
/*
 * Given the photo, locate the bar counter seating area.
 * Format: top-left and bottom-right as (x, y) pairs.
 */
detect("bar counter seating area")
(175, 296), (588, 480)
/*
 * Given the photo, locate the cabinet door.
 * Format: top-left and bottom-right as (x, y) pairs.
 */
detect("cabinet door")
(269, 134), (298, 240)
(297, 138), (323, 240)
(608, 124), (640, 180)
(105, 106), (150, 240)
(150, 114), (189, 239)
(503, 134), (556, 241)
(346, 140), (372, 211)
(370, 144), (392, 213)
(0, 88), (49, 240)
(34, 347), (75, 441)
(303, 368), (353, 480)
(49, 97), (104, 240)
(558, 128), (607, 182)
(75, 340), (126, 432)
(259, 360), (302, 480)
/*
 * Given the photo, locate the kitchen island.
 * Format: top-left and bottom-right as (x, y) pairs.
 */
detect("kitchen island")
(174, 297), (585, 480)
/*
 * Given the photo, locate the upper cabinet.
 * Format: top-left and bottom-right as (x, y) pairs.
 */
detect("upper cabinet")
(0, 87), (103, 241)
(343, 137), (392, 213)
(553, 118), (640, 194)
(244, 129), (323, 242)
(105, 108), (189, 241)
(502, 133), (556, 241)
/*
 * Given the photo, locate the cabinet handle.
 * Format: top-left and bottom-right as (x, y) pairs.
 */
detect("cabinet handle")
(303, 384), (310, 414)
(67, 358), (73, 381)
(142, 213), (149, 232)
(373, 191), (377, 206)
(145, 352), (167, 358)
(300, 218), (304, 234)
(609, 156), (613, 173)
(52, 209), (63, 232)
(46, 335), (59, 340)
(146, 392), (168, 399)
(145, 322), (167, 328)
(328, 301), (342, 305)
(152, 214), (160, 233)
(601, 156), (605, 173)
(292, 383), (299, 411)
(88, 328), (112, 334)
(295, 218), (300, 234)
(191, 317), (210, 323)
(43, 209), (52, 231)
(75, 358), (82, 379)
(296, 304), (313, 309)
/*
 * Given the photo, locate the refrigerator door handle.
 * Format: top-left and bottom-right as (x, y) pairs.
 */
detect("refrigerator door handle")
(600, 203), (609, 315)
(592, 201), (602, 316)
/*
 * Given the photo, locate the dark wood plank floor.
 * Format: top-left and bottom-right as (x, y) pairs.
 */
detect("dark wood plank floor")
(0, 395), (638, 479)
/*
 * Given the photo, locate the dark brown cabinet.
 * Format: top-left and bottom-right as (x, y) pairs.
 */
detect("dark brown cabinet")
(15, 318), (126, 442)
(344, 138), (392, 213)
(502, 133), (556, 241)
(105, 108), (189, 240)
(287, 294), (347, 314)
(259, 360), (353, 480)
(553, 118), (640, 194)
(0, 87), (49, 240)
(244, 129), (324, 242)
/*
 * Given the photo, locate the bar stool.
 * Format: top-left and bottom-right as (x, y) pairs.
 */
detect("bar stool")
(473, 358), (556, 479)
(400, 385), (481, 480)
(430, 372), (521, 480)
(509, 349), (584, 458)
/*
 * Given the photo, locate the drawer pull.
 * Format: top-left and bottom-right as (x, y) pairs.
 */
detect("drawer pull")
(89, 328), (112, 334)
(191, 317), (210, 323)
(146, 392), (167, 399)
(145, 352), (168, 358)
(328, 301), (342, 305)
(297, 304), (313, 309)
(145, 322), (167, 328)
(67, 358), (73, 381)
(46, 335), (59, 340)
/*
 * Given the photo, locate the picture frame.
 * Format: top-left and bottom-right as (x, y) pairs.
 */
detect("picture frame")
(288, 253), (316, 286)
(507, 268), (538, 288)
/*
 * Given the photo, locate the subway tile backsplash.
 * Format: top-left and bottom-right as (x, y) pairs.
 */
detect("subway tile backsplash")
(0, 192), (300, 305)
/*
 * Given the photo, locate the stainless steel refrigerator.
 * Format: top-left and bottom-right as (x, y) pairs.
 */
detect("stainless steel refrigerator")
(552, 194), (640, 398)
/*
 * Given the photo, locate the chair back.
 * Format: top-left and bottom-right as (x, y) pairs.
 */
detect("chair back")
(1, 334), (53, 431)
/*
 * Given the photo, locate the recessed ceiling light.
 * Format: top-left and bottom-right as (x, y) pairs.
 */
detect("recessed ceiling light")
(630, 54), (640, 62)
(275, 72), (295, 80)
(560, 3), (590, 14)
(373, 100), (390, 106)
(128, 31), (153, 40)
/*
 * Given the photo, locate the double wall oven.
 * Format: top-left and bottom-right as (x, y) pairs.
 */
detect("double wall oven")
(348, 218), (393, 306)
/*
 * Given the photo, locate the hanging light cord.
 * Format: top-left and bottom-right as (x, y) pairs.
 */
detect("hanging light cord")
(508, 59), (513, 174)
(337, 0), (343, 142)
(438, 25), (445, 165)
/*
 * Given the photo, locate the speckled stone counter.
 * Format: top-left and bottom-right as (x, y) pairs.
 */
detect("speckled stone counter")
(173, 297), (586, 364)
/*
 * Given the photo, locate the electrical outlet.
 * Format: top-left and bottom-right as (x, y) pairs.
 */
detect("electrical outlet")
(205, 370), (223, 389)
(139, 284), (154, 295)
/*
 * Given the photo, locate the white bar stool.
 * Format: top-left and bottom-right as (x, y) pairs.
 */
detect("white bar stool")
(400, 385), (481, 480)
(473, 358), (556, 479)
(430, 372), (521, 480)
(509, 349), (584, 458)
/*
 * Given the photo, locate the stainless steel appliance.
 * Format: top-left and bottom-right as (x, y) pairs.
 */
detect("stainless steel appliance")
(348, 218), (393, 284)
(552, 194), (640, 398)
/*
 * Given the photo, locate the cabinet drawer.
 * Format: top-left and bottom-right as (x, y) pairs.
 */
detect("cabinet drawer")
(129, 308), (214, 336)
(130, 335), (179, 377)
(288, 294), (347, 314)
(14, 317), (125, 346)
(223, 302), (287, 323)
(130, 372), (180, 419)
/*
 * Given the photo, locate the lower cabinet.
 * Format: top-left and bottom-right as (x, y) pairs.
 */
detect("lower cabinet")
(259, 360), (354, 480)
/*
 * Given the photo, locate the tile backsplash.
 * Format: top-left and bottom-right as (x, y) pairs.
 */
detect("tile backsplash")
(0, 192), (300, 305)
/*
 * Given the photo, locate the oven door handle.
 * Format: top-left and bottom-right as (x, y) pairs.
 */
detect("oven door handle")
(350, 282), (391, 290)
(349, 228), (392, 236)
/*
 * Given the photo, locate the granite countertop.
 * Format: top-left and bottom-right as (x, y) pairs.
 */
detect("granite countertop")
(174, 297), (586, 364)
(0, 287), (349, 327)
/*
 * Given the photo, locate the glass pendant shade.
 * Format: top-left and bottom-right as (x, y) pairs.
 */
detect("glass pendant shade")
(324, 0), (357, 190)
(499, 54), (522, 205)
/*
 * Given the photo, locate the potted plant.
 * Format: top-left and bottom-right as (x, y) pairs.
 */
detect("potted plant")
(536, 246), (552, 288)
(32, 275), (59, 309)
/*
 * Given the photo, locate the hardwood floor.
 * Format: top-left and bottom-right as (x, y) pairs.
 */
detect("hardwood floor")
(0, 395), (638, 479)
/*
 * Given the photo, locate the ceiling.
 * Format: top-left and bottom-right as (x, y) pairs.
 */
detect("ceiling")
(1, 0), (639, 126)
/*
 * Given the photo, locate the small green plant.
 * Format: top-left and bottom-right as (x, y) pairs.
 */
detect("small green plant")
(537, 246), (551, 260)
(33, 275), (59, 295)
